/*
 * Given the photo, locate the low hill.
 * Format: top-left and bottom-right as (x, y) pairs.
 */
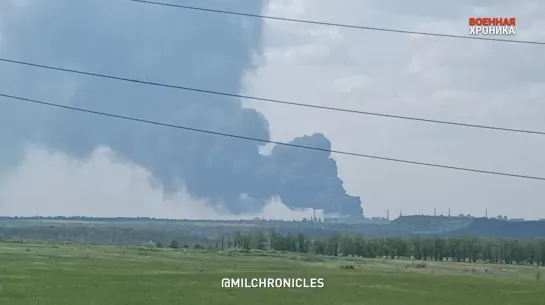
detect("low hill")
(390, 215), (473, 234)
(391, 216), (545, 238)
(2, 216), (545, 240)
(447, 217), (545, 238)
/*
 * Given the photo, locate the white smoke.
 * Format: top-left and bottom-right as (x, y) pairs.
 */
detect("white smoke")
(0, 145), (318, 220)
(239, 197), (323, 221)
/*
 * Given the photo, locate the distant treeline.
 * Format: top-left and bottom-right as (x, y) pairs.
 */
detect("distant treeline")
(2, 216), (545, 239)
(0, 216), (211, 222)
(200, 230), (545, 266)
(1, 220), (545, 265)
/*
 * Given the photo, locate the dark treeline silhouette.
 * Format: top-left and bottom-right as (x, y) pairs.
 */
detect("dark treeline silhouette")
(209, 230), (545, 266)
(2, 216), (545, 238)
(2, 217), (545, 254)
(1, 219), (545, 266)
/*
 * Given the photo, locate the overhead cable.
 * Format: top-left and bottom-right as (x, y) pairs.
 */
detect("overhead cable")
(127, 0), (545, 45)
(1, 57), (543, 136)
(2, 92), (544, 182)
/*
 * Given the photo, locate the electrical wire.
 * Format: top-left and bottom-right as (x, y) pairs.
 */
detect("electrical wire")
(1, 57), (543, 136)
(1, 92), (544, 182)
(126, 0), (545, 45)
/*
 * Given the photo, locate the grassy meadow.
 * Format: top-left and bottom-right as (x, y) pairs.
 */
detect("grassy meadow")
(0, 241), (543, 305)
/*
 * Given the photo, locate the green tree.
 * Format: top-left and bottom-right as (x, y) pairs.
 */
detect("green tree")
(169, 240), (179, 249)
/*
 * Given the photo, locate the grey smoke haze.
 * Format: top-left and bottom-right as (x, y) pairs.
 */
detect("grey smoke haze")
(0, 145), (323, 220)
(0, 0), (361, 217)
(243, 0), (545, 219)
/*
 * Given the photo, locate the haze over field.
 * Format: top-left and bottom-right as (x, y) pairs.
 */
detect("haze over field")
(1, 0), (544, 219)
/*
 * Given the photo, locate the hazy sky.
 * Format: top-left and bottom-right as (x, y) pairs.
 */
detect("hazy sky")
(1, 0), (544, 219)
(242, 0), (545, 219)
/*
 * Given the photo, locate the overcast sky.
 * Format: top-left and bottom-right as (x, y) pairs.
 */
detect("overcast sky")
(1, 0), (544, 219)
(242, 0), (545, 219)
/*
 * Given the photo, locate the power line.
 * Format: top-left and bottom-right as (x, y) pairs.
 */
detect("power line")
(127, 0), (545, 45)
(1, 57), (543, 136)
(1, 92), (544, 182)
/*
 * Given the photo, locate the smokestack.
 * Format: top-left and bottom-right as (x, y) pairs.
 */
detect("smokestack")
(448, 208), (451, 217)
(434, 208), (436, 216)
(387, 209), (389, 220)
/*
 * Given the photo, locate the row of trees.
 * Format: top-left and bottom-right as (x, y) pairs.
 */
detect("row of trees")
(3, 222), (544, 266)
(199, 230), (545, 266)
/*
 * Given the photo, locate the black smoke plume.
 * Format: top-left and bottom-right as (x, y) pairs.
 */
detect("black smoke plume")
(0, 0), (362, 216)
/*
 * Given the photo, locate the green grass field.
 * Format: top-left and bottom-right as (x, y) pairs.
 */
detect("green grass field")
(0, 242), (543, 304)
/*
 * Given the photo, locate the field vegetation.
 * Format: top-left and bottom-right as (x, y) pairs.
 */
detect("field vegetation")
(0, 240), (543, 304)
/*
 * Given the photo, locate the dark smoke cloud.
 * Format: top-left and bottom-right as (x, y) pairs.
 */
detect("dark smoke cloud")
(0, 0), (362, 216)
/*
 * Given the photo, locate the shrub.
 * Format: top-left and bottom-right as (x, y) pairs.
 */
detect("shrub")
(414, 262), (427, 268)
(169, 240), (179, 249)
